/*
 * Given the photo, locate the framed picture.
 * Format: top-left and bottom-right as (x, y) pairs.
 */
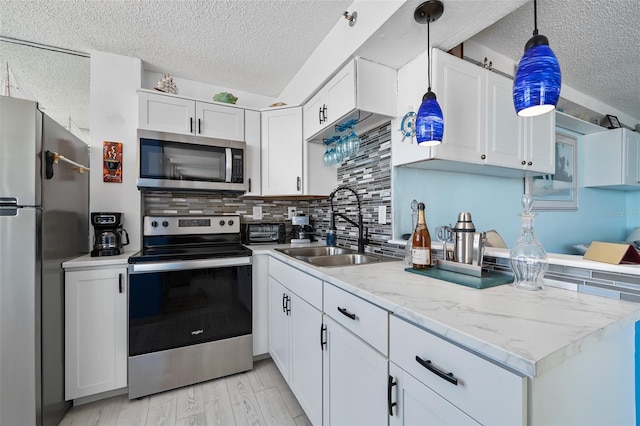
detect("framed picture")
(525, 132), (578, 211)
(602, 114), (621, 129)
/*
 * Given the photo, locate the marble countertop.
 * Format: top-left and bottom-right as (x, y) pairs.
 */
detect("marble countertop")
(62, 250), (138, 269)
(257, 243), (640, 378)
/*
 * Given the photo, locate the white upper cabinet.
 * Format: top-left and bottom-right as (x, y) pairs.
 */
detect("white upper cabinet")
(432, 50), (485, 164)
(393, 49), (555, 176)
(303, 57), (396, 141)
(139, 92), (195, 135)
(196, 102), (245, 141)
(584, 128), (640, 190)
(138, 90), (245, 141)
(243, 109), (261, 196)
(261, 106), (303, 196)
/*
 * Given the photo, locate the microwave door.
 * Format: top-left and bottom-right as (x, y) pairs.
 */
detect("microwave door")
(225, 148), (232, 183)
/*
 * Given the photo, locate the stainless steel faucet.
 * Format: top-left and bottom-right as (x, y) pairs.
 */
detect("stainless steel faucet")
(329, 185), (370, 254)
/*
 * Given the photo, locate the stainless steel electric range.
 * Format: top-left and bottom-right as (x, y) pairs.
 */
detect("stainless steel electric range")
(127, 215), (252, 399)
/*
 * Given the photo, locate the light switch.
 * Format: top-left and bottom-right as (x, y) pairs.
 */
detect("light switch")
(378, 205), (387, 224)
(253, 206), (263, 220)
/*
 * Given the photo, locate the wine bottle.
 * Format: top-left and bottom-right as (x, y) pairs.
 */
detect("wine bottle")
(412, 202), (432, 269)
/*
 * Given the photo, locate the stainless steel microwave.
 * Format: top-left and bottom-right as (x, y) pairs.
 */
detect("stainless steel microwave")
(137, 129), (246, 192)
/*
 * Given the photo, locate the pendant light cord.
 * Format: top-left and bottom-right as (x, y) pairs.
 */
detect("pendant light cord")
(427, 17), (432, 91)
(533, 0), (539, 36)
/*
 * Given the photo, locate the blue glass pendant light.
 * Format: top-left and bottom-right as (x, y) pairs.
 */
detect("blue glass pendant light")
(414, 0), (444, 146)
(513, 0), (561, 117)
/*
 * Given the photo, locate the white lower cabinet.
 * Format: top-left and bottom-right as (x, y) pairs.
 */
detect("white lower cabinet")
(389, 315), (526, 425)
(389, 362), (479, 426)
(252, 253), (269, 356)
(268, 259), (323, 425)
(322, 315), (388, 425)
(64, 266), (127, 400)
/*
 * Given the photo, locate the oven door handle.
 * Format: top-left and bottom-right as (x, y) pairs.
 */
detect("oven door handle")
(130, 256), (252, 273)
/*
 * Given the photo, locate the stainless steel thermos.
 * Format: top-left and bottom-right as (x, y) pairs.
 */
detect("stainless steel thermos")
(452, 212), (475, 264)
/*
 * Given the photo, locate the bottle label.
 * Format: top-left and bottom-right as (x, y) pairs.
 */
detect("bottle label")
(412, 248), (431, 266)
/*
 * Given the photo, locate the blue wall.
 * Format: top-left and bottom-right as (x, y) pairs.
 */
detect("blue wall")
(393, 130), (632, 254)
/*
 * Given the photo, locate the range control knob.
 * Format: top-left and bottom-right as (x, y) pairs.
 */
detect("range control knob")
(162, 221), (169, 227)
(219, 220), (226, 226)
(228, 219), (234, 226)
(151, 221), (158, 228)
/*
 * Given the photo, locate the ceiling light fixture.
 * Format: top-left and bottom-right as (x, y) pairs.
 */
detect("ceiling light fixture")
(513, 0), (561, 117)
(414, 0), (444, 146)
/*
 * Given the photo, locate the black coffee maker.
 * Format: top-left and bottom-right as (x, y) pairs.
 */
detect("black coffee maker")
(90, 212), (130, 256)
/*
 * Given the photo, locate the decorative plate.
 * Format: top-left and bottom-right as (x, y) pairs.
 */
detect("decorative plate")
(400, 111), (416, 140)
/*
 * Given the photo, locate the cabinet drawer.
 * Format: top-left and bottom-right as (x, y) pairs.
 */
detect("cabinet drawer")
(390, 315), (525, 425)
(323, 283), (388, 355)
(268, 257), (322, 309)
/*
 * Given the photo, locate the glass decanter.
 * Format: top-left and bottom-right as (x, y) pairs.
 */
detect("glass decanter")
(510, 194), (548, 290)
(404, 199), (418, 264)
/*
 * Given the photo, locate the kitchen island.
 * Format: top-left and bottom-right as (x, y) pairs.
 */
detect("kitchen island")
(252, 243), (640, 425)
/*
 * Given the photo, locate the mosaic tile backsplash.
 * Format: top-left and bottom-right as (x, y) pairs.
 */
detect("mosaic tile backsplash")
(143, 121), (406, 258)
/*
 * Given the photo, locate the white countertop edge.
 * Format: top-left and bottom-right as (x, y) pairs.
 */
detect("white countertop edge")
(485, 247), (640, 276)
(265, 247), (640, 378)
(62, 250), (139, 269)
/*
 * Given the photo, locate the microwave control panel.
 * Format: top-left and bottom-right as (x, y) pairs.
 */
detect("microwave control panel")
(231, 149), (244, 183)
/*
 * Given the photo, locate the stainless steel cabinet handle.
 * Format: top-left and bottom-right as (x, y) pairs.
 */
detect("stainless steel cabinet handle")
(248, 178), (252, 193)
(190, 117), (193, 133)
(198, 118), (202, 134)
(118, 273), (123, 293)
(296, 177), (301, 191)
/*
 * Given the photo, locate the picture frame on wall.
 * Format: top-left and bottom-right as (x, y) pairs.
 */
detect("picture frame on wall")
(525, 132), (578, 211)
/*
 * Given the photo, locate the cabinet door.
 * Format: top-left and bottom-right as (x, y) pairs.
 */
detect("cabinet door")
(304, 91), (327, 140)
(290, 294), (323, 426)
(325, 61), (357, 127)
(485, 72), (523, 168)
(268, 276), (290, 378)
(431, 49), (484, 164)
(244, 110), (261, 196)
(389, 363), (479, 426)
(65, 267), (127, 400)
(323, 315), (387, 426)
(196, 102), (245, 141)
(624, 130), (640, 186)
(139, 92), (195, 134)
(524, 112), (555, 174)
(252, 254), (268, 355)
(261, 107), (303, 196)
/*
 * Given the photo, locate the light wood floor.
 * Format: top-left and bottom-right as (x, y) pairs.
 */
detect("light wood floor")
(59, 358), (311, 426)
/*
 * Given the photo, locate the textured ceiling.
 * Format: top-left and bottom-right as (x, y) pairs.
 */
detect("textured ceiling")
(471, 0), (640, 124)
(1, 0), (638, 133)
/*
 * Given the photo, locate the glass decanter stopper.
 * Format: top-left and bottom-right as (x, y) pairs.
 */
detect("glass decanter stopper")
(509, 194), (548, 290)
(405, 199), (418, 264)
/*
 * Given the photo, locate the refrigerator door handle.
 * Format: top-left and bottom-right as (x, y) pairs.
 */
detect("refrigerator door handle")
(0, 206), (18, 216)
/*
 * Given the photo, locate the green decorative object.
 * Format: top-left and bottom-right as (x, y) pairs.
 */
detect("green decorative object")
(213, 92), (238, 104)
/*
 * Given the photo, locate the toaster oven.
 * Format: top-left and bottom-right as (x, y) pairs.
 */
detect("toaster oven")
(243, 223), (286, 244)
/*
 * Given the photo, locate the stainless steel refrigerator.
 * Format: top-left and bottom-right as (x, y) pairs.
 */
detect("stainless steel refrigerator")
(0, 96), (89, 426)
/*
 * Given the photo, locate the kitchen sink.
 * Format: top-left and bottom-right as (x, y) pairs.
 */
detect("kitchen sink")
(275, 246), (397, 267)
(275, 246), (356, 258)
(306, 253), (383, 267)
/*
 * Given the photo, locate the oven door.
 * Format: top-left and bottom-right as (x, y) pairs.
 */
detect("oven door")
(128, 257), (252, 357)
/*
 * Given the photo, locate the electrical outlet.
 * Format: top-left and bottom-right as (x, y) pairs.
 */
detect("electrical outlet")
(378, 205), (387, 224)
(287, 207), (296, 219)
